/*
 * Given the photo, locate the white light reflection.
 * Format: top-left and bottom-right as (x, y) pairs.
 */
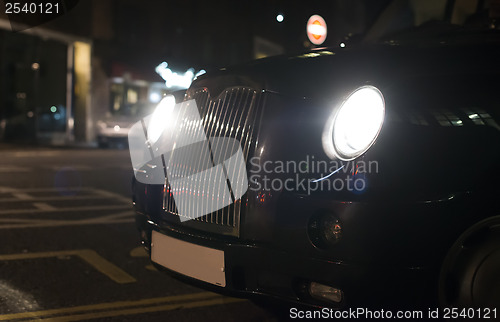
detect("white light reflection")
(0, 280), (40, 312)
(155, 62), (205, 89)
(149, 92), (162, 103)
(311, 165), (345, 183)
(147, 95), (176, 144)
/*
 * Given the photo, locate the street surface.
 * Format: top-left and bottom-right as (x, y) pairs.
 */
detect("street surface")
(0, 146), (276, 321)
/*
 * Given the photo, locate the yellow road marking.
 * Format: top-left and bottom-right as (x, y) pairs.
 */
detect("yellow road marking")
(0, 166), (30, 172)
(0, 204), (131, 215)
(11, 193), (33, 200)
(0, 249), (136, 284)
(91, 188), (131, 203)
(0, 292), (241, 321)
(0, 218), (134, 229)
(33, 202), (57, 211)
(76, 249), (136, 284)
(50, 297), (245, 322)
(0, 186), (83, 192)
(129, 247), (156, 271)
(0, 194), (121, 203)
(145, 264), (157, 271)
(129, 246), (148, 257)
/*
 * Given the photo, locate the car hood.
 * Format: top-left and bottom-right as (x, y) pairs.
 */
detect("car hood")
(187, 27), (500, 202)
(192, 27), (500, 102)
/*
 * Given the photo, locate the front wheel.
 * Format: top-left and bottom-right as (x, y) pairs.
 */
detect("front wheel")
(439, 216), (500, 308)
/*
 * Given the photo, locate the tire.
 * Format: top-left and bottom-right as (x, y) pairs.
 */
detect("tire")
(439, 216), (500, 308)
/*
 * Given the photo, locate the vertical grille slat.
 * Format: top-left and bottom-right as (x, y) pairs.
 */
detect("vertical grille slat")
(162, 86), (262, 236)
(209, 91), (227, 225)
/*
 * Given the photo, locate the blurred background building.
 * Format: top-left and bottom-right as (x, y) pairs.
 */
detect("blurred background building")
(0, 0), (487, 145)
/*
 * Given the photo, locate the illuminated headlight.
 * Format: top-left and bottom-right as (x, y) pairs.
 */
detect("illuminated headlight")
(147, 95), (176, 144)
(322, 86), (385, 161)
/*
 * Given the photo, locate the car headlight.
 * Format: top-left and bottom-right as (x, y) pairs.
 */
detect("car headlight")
(147, 95), (176, 144)
(322, 86), (385, 161)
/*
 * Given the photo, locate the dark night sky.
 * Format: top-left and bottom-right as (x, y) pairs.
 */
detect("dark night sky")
(32, 0), (391, 71)
(0, 0), (394, 78)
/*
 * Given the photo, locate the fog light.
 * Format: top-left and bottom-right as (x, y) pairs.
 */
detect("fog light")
(322, 215), (342, 244)
(308, 213), (342, 249)
(309, 282), (343, 303)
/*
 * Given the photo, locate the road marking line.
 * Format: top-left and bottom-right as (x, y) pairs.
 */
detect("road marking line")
(11, 193), (33, 200)
(47, 165), (94, 171)
(130, 246), (148, 257)
(0, 211), (132, 224)
(91, 188), (132, 204)
(0, 194), (122, 203)
(0, 249), (136, 284)
(33, 202), (57, 211)
(0, 218), (62, 223)
(145, 264), (157, 271)
(0, 187), (130, 204)
(12, 151), (60, 157)
(89, 211), (133, 221)
(129, 247), (157, 271)
(0, 186), (18, 193)
(0, 218), (134, 229)
(0, 186), (109, 193)
(0, 186), (133, 228)
(0, 166), (31, 172)
(50, 297), (245, 322)
(0, 292), (245, 321)
(0, 204), (131, 215)
(0, 187), (93, 192)
(0, 292), (221, 320)
(76, 249), (136, 284)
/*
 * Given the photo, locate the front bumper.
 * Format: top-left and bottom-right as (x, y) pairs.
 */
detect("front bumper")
(136, 212), (432, 308)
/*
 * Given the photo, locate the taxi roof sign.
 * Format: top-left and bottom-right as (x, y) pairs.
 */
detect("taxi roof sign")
(307, 15), (327, 45)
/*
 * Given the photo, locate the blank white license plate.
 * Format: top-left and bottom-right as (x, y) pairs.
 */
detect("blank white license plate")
(151, 231), (226, 287)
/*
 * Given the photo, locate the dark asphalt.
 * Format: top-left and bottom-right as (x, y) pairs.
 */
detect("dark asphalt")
(0, 146), (277, 321)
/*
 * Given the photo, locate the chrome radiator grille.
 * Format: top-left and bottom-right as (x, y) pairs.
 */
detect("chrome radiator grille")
(162, 86), (263, 236)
